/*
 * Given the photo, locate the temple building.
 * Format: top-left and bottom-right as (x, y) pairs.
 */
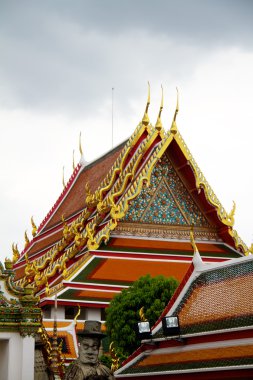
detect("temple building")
(115, 237), (253, 379)
(10, 88), (250, 362)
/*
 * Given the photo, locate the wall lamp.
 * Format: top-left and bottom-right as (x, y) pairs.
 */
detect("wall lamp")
(136, 321), (152, 340)
(162, 316), (180, 336)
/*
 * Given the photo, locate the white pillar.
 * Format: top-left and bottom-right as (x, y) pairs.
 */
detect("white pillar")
(0, 340), (9, 380)
(56, 305), (65, 319)
(6, 333), (22, 380)
(21, 335), (35, 380)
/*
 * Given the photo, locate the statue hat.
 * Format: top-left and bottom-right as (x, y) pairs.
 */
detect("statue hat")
(77, 320), (106, 339)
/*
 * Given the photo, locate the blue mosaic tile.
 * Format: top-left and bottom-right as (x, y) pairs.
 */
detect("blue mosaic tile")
(123, 154), (209, 227)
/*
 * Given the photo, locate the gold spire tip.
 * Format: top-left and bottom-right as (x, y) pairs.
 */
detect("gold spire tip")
(155, 84), (164, 131)
(79, 131), (83, 156)
(62, 166), (65, 188)
(72, 149), (75, 170)
(170, 87), (179, 134)
(142, 82), (150, 126)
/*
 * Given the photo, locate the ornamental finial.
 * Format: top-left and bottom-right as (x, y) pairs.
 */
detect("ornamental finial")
(190, 226), (198, 254)
(227, 200), (236, 226)
(74, 305), (81, 326)
(139, 306), (148, 322)
(24, 230), (30, 247)
(142, 82), (150, 126)
(72, 149), (75, 170)
(155, 85), (164, 131)
(12, 243), (20, 263)
(190, 227), (203, 268)
(31, 216), (37, 237)
(62, 166), (66, 188)
(170, 87), (179, 134)
(79, 131), (83, 156)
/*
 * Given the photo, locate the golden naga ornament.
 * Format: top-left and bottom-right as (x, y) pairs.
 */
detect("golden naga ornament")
(62, 214), (72, 242)
(139, 306), (148, 322)
(190, 227), (198, 253)
(109, 342), (120, 372)
(31, 216), (37, 237)
(24, 230), (30, 247)
(85, 182), (100, 207)
(12, 243), (20, 263)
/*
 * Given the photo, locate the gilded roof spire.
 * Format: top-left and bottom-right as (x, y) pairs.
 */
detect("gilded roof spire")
(170, 87), (179, 134)
(142, 82), (150, 126)
(62, 166), (66, 188)
(72, 149), (75, 170)
(24, 230), (30, 247)
(155, 85), (164, 131)
(12, 243), (20, 263)
(79, 131), (87, 166)
(190, 227), (203, 268)
(31, 216), (37, 237)
(79, 131), (83, 156)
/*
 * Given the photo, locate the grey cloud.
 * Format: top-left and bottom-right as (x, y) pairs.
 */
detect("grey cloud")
(0, 0), (252, 116)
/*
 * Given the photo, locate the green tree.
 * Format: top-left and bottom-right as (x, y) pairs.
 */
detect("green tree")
(106, 274), (179, 358)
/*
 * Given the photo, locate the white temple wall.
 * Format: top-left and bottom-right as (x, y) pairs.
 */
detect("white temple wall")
(0, 333), (35, 380)
(0, 339), (8, 380)
(86, 307), (101, 320)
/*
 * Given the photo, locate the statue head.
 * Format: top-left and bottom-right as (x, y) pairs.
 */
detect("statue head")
(77, 321), (106, 366)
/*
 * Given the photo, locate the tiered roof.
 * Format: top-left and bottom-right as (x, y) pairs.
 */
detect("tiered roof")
(116, 250), (253, 378)
(12, 89), (249, 307)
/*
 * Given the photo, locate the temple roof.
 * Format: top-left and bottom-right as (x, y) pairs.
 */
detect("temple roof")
(12, 91), (249, 301)
(115, 253), (253, 378)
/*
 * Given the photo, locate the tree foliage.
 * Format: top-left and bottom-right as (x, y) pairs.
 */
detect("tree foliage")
(106, 274), (179, 358)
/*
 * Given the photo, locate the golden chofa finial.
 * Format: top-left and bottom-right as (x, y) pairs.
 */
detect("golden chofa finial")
(190, 227), (198, 254)
(79, 131), (83, 157)
(139, 306), (148, 322)
(227, 200), (236, 227)
(155, 85), (164, 131)
(170, 87), (179, 134)
(74, 305), (81, 325)
(62, 166), (66, 188)
(142, 82), (150, 126)
(12, 243), (20, 263)
(31, 216), (37, 237)
(72, 150), (75, 170)
(24, 230), (30, 247)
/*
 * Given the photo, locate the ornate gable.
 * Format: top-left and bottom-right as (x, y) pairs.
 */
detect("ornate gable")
(123, 153), (210, 228)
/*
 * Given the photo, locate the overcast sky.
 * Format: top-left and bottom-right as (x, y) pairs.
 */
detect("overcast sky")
(1, 0), (253, 262)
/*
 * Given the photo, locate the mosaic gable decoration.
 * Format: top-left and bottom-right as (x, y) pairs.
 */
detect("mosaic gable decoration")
(123, 154), (210, 227)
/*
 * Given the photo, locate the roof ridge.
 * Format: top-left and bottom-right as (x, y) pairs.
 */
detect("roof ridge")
(37, 163), (82, 234)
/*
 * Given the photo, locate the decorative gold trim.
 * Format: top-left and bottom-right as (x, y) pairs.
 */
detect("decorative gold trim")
(113, 223), (219, 241)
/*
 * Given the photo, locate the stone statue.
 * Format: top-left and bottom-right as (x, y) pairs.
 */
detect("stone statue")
(64, 320), (115, 380)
